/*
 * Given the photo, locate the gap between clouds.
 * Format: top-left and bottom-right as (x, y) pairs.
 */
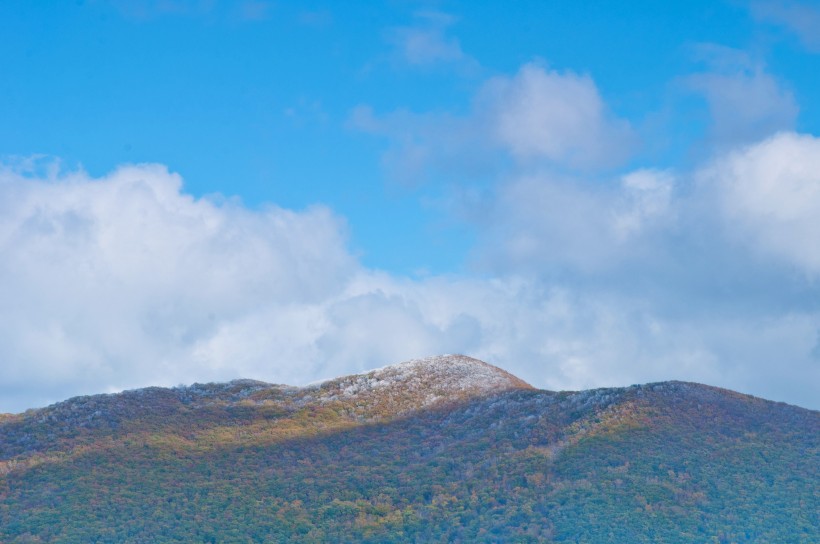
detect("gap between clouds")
(2, 128), (820, 412)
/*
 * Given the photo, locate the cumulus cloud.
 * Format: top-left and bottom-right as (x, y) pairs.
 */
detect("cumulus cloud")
(477, 63), (636, 168)
(348, 53), (820, 410)
(0, 162), (355, 409)
(1, 151), (819, 413)
(351, 62), (635, 185)
(447, 130), (820, 408)
(703, 131), (820, 274)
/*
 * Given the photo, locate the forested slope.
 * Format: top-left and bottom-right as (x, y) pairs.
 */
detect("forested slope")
(1, 355), (817, 543)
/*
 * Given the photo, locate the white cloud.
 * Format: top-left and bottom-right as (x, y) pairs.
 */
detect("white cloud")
(0, 163), (356, 408)
(478, 63), (635, 168)
(1, 157), (818, 413)
(612, 169), (676, 240)
(348, 56), (820, 411)
(351, 62), (635, 185)
(704, 131), (820, 274)
(472, 169), (675, 274)
(440, 132), (820, 408)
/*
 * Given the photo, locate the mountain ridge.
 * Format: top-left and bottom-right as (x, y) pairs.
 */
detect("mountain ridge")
(7, 353), (813, 417)
(1, 355), (817, 542)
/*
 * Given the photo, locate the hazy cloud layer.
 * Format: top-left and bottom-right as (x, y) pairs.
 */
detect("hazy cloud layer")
(751, 1), (820, 52)
(387, 12), (471, 67)
(472, 168), (675, 275)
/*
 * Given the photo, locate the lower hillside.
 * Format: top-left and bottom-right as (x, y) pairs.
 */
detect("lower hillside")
(1, 355), (818, 543)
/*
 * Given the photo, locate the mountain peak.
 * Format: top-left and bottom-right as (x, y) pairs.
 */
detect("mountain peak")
(369, 354), (532, 392)
(308, 355), (533, 417)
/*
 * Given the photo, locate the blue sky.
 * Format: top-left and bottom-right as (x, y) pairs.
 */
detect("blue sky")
(1, 0), (819, 411)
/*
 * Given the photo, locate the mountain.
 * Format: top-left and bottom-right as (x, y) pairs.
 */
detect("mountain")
(1, 355), (817, 543)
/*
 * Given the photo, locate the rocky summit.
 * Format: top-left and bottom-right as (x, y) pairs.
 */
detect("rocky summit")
(1, 355), (818, 543)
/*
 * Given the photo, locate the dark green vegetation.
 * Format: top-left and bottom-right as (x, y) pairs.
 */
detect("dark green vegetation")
(1, 356), (818, 543)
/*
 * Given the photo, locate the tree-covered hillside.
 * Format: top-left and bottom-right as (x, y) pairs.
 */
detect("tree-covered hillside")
(1, 356), (817, 543)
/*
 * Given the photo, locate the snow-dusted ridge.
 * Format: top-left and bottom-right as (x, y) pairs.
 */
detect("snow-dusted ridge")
(311, 354), (531, 391)
(19, 355), (801, 422)
(302, 355), (534, 415)
(370, 354), (531, 388)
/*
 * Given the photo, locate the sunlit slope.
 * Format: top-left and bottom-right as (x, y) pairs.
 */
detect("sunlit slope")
(1, 355), (817, 543)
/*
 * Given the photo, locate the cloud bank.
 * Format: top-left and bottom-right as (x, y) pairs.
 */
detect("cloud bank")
(2, 132), (820, 412)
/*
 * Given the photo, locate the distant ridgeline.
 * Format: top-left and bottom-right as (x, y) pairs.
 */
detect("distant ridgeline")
(1, 355), (817, 543)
